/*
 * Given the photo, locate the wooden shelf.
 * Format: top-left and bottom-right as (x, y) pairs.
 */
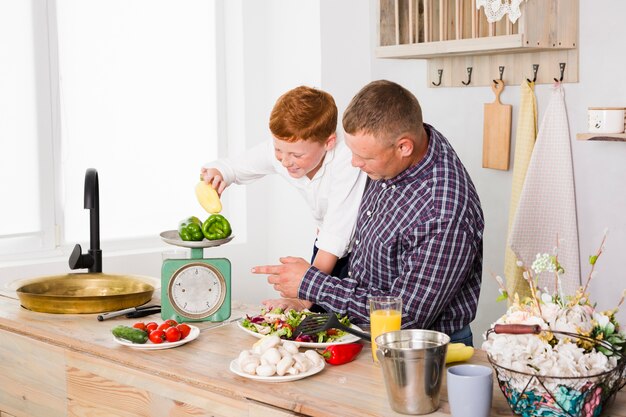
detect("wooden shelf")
(377, 0), (579, 87)
(375, 34), (574, 59)
(576, 133), (626, 142)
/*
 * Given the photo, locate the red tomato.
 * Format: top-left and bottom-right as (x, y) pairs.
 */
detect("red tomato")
(145, 322), (158, 333)
(176, 323), (191, 339)
(165, 326), (182, 343)
(164, 319), (178, 327)
(157, 322), (172, 332)
(149, 329), (165, 344)
(132, 322), (146, 331)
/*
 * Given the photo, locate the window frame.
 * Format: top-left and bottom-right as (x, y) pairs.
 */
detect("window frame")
(0, 0), (238, 263)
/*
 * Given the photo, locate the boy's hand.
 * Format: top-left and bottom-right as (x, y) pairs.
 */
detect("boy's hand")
(200, 167), (227, 196)
(252, 257), (311, 298)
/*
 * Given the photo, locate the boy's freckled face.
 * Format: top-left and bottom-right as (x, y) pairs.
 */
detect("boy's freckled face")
(273, 137), (330, 179)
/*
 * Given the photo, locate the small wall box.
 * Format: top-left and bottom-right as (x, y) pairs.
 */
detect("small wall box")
(577, 107), (626, 142)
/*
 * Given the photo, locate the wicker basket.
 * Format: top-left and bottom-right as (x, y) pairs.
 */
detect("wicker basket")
(486, 325), (626, 417)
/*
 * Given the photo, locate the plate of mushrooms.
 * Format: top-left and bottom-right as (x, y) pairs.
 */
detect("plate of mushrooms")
(229, 334), (325, 382)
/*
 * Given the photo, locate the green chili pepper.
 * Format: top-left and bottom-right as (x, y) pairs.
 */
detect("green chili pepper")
(202, 214), (232, 240)
(177, 216), (204, 241)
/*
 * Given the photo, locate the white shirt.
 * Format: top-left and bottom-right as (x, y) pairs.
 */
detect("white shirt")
(206, 139), (367, 258)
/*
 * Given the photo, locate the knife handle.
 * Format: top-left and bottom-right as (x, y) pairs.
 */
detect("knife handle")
(126, 308), (161, 319)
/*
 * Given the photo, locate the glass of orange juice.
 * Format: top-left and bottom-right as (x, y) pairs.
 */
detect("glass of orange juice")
(369, 296), (402, 362)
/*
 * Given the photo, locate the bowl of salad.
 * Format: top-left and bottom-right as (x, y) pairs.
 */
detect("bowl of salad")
(238, 307), (359, 348)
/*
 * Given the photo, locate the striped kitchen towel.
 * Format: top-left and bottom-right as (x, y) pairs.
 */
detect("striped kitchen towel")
(509, 84), (581, 294)
(504, 80), (537, 299)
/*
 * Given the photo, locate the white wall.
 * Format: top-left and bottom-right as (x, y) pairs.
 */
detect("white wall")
(368, 0), (626, 338)
(264, 1), (322, 267)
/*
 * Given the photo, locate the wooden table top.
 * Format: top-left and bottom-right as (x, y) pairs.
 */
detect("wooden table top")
(0, 293), (624, 417)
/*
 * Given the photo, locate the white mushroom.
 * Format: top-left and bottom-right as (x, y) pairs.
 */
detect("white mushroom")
(276, 354), (294, 376)
(258, 335), (281, 353)
(282, 341), (300, 355)
(293, 353), (313, 373)
(286, 366), (299, 375)
(238, 350), (253, 366)
(304, 349), (324, 367)
(255, 364), (277, 377)
(261, 347), (282, 366)
(277, 346), (289, 357)
(240, 356), (260, 375)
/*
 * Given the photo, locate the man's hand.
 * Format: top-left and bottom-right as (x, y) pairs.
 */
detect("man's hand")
(251, 256), (311, 298)
(261, 298), (313, 311)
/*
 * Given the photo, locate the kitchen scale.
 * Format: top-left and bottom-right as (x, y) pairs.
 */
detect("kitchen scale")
(159, 230), (233, 323)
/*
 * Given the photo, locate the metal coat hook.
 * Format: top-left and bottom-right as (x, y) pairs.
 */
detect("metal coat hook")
(432, 69), (443, 87)
(493, 66), (505, 85)
(554, 62), (566, 82)
(461, 67), (473, 86)
(527, 64), (539, 83)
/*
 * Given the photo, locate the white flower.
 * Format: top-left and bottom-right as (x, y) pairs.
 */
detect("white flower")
(593, 312), (610, 328)
(552, 304), (594, 337)
(579, 350), (609, 373)
(501, 309), (546, 327)
(540, 302), (561, 325)
(531, 253), (556, 274)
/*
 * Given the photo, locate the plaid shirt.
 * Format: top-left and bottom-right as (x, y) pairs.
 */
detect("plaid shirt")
(299, 124), (484, 335)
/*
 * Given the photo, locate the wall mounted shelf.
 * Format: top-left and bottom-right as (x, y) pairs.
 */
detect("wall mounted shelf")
(377, 0), (579, 87)
(576, 133), (626, 142)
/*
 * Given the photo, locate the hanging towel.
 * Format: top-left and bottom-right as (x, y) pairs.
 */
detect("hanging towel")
(509, 84), (581, 295)
(504, 80), (537, 299)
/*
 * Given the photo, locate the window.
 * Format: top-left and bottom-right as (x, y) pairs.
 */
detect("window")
(0, 0), (225, 259)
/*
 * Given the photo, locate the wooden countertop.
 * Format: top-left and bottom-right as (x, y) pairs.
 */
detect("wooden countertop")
(0, 292), (624, 417)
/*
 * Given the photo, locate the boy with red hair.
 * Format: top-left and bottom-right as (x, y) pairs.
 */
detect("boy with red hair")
(201, 86), (366, 310)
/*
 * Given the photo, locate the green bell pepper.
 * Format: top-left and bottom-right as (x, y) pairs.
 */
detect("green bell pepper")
(178, 216), (204, 241)
(202, 214), (232, 240)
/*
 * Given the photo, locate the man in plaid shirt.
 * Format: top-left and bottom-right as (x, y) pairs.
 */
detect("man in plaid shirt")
(253, 80), (484, 345)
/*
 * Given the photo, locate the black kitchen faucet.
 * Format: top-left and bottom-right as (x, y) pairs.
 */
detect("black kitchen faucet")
(68, 168), (102, 273)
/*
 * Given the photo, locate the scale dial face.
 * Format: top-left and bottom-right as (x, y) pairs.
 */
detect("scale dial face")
(168, 262), (226, 319)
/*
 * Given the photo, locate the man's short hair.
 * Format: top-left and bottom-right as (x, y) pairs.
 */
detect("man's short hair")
(343, 80), (424, 144)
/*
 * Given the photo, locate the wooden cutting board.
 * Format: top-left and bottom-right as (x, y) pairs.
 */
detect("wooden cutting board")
(483, 80), (512, 170)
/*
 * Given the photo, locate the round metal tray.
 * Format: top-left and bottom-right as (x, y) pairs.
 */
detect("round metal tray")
(15, 273), (155, 314)
(159, 230), (234, 248)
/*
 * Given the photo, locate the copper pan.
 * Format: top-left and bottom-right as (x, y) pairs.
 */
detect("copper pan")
(15, 273), (156, 314)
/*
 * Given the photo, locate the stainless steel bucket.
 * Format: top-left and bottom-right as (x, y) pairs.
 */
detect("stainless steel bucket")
(376, 329), (450, 415)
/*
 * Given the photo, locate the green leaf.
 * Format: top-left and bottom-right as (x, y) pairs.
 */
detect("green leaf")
(496, 291), (509, 302)
(606, 322), (615, 335)
(589, 255), (598, 265)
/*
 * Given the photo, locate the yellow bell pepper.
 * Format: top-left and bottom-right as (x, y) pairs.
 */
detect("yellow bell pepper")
(445, 343), (474, 363)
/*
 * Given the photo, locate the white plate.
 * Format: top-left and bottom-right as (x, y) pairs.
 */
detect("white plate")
(160, 230), (234, 249)
(113, 325), (200, 350)
(229, 359), (324, 382)
(236, 320), (361, 348)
